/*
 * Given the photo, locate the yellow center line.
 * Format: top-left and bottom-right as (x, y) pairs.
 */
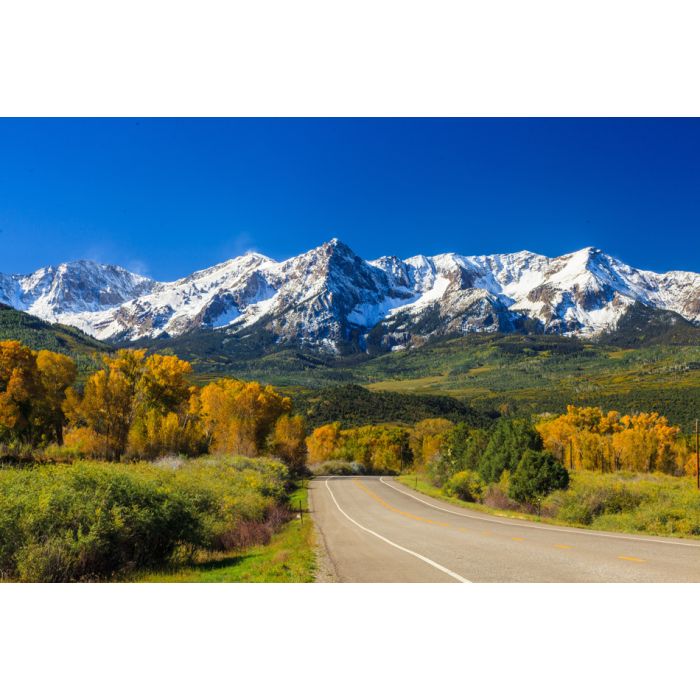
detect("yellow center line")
(353, 479), (450, 527)
(351, 481), (653, 568)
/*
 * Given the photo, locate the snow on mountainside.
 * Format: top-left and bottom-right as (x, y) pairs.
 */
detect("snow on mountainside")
(2, 240), (700, 353)
(0, 261), (155, 329)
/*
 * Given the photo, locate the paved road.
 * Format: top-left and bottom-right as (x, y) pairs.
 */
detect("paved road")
(309, 476), (700, 582)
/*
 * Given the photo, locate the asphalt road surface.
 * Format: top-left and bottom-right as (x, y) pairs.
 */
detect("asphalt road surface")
(309, 476), (700, 582)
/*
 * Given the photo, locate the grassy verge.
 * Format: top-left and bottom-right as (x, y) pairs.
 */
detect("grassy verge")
(138, 484), (316, 582)
(397, 472), (700, 539)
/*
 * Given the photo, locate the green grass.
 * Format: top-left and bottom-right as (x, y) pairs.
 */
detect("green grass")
(398, 471), (700, 539)
(137, 483), (316, 582)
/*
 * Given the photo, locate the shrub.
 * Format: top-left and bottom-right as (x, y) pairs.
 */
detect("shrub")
(508, 450), (569, 504)
(0, 455), (290, 581)
(551, 476), (647, 525)
(444, 470), (485, 502)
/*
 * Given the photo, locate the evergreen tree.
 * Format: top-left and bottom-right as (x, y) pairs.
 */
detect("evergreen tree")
(478, 418), (543, 483)
(508, 449), (569, 504)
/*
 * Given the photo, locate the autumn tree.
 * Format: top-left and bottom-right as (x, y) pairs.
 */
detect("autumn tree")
(199, 379), (291, 456)
(409, 418), (454, 468)
(139, 354), (192, 412)
(268, 414), (307, 474)
(611, 413), (680, 473)
(63, 349), (203, 460)
(306, 422), (342, 464)
(537, 405), (685, 474)
(362, 425), (411, 472)
(0, 342), (79, 446)
(0, 340), (41, 443)
(71, 366), (134, 459)
(35, 350), (76, 444)
(340, 425), (411, 472)
(306, 423), (411, 473)
(127, 353), (204, 459)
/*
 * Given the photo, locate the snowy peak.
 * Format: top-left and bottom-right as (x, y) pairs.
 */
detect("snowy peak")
(2, 241), (700, 352)
(0, 260), (156, 320)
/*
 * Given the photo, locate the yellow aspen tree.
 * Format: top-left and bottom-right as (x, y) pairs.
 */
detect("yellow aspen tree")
(35, 350), (76, 444)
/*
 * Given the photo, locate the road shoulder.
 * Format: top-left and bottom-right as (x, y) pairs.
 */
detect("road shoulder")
(394, 474), (700, 544)
(308, 479), (339, 582)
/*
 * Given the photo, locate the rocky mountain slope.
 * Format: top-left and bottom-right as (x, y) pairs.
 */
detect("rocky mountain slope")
(2, 239), (700, 353)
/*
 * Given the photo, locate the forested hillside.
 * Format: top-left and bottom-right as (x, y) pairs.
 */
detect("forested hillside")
(0, 303), (109, 362)
(293, 383), (494, 429)
(166, 332), (700, 433)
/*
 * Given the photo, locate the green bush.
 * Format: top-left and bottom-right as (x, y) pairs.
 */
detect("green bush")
(444, 470), (485, 502)
(554, 483), (644, 525)
(0, 456), (290, 581)
(508, 450), (569, 504)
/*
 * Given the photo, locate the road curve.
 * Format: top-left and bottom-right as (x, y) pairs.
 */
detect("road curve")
(309, 476), (700, 582)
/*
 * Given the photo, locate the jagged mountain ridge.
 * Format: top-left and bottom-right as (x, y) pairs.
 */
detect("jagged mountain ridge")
(2, 239), (700, 353)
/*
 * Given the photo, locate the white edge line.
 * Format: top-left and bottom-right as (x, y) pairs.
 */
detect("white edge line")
(323, 477), (471, 583)
(379, 477), (700, 549)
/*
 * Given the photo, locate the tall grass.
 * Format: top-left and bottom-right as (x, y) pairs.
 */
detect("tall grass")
(545, 471), (700, 536)
(0, 455), (291, 582)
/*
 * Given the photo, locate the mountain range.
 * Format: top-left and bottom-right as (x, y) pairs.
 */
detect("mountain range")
(2, 239), (700, 354)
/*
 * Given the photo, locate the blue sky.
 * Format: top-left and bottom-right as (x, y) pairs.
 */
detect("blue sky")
(1, 118), (698, 280)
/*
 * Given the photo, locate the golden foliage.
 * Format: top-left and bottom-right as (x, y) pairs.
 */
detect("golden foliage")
(199, 379), (292, 456)
(0, 340), (40, 438)
(0, 341), (77, 444)
(306, 422), (411, 473)
(268, 414), (307, 470)
(306, 422), (342, 464)
(409, 418), (454, 468)
(537, 405), (684, 474)
(0, 341), (301, 463)
(63, 426), (109, 457)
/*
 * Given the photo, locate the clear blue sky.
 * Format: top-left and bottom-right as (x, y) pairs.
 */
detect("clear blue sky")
(1, 118), (698, 280)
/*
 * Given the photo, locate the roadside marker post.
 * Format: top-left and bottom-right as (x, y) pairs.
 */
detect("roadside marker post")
(696, 419), (699, 490)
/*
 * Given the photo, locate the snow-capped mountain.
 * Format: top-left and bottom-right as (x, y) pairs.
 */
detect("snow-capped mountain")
(0, 260), (156, 325)
(2, 240), (700, 353)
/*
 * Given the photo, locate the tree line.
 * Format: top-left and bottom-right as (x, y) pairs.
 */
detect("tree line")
(536, 405), (694, 475)
(0, 341), (306, 470)
(2, 340), (695, 488)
